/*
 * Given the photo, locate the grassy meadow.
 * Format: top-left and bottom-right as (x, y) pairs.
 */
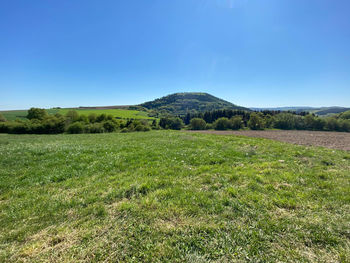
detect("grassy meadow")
(1, 108), (154, 121)
(0, 109), (59, 121)
(0, 131), (349, 262)
(58, 108), (154, 119)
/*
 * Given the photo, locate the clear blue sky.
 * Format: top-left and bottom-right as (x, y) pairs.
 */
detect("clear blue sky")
(1, 0), (350, 110)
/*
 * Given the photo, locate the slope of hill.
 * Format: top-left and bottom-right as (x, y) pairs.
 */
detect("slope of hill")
(140, 92), (248, 115)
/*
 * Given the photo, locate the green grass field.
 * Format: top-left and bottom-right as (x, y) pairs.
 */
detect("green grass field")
(0, 131), (349, 262)
(58, 108), (154, 119)
(1, 108), (154, 121)
(0, 109), (59, 121)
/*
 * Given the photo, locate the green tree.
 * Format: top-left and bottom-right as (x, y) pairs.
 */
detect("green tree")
(214, 117), (231, 130)
(103, 120), (118, 132)
(169, 117), (184, 130)
(189, 118), (207, 130)
(248, 113), (265, 130)
(66, 122), (84, 134)
(27, 108), (47, 120)
(230, 116), (243, 130)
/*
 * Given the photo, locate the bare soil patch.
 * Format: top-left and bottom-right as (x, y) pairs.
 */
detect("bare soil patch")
(188, 130), (350, 151)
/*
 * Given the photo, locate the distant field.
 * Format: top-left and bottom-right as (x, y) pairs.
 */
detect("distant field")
(58, 108), (154, 119)
(0, 109), (59, 121)
(1, 108), (154, 120)
(0, 131), (349, 262)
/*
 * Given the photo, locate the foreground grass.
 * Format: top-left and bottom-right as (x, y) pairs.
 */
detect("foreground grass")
(0, 131), (349, 262)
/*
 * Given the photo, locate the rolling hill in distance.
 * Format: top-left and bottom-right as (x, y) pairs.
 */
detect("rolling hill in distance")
(1, 92), (349, 119)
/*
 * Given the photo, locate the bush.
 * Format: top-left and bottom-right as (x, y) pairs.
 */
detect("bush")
(273, 113), (297, 130)
(206, 123), (213, 130)
(66, 122), (84, 134)
(248, 113), (265, 130)
(40, 116), (66, 134)
(0, 122), (9, 133)
(159, 117), (184, 130)
(0, 113), (6, 122)
(85, 123), (105, 133)
(190, 118), (207, 130)
(325, 117), (340, 131)
(214, 117), (231, 130)
(88, 113), (97, 123)
(230, 116), (243, 130)
(65, 110), (79, 123)
(96, 114), (107, 122)
(103, 120), (118, 132)
(27, 108), (47, 120)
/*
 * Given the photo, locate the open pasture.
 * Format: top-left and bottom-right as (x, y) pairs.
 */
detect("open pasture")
(0, 108), (154, 121)
(0, 131), (349, 262)
(58, 108), (154, 119)
(0, 109), (59, 121)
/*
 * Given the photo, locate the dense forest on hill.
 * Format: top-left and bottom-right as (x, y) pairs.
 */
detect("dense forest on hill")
(140, 92), (248, 116)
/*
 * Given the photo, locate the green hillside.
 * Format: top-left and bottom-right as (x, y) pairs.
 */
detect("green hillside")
(140, 92), (248, 115)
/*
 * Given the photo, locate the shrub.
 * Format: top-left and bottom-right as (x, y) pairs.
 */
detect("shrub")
(96, 114), (107, 122)
(0, 122), (9, 133)
(338, 119), (350, 132)
(78, 115), (89, 123)
(248, 113), (265, 130)
(66, 122), (84, 134)
(214, 117), (231, 130)
(88, 113), (97, 123)
(85, 123), (105, 133)
(190, 118), (207, 130)
(273, 113), (296, 130)
(27, 108), (47, 120)
(159, 117), (184, 130)
(206, 123), (213, 130)
(41, 116), (66, 134)
(0, 113), (6, 122)
(65, 110), (79, 123)
(230, 116), (243, 130)
(135, 124), (145, 131)
(103, 120), (118, 132)
(121, 128), (129, 133)
(325, 117), (340, 131)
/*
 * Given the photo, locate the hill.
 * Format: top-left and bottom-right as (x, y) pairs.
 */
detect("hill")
(140, 92), (248, 115)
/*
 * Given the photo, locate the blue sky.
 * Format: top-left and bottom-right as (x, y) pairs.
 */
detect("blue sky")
(1, 0), (350, 110)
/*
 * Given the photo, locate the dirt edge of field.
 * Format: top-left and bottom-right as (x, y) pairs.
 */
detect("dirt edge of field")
(187, 130), (350, 151)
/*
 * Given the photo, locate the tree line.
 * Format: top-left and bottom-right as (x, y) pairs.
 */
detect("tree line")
(0, 108), (157, 134)
(183, 111), (350, 132)
(1, 108), (349, 134)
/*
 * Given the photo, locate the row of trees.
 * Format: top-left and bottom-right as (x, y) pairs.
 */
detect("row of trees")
(0, 108), (154, 134)
(1, 108), (350, 134)
(186, 112), (350, 132)
(182, 109), (309, 125)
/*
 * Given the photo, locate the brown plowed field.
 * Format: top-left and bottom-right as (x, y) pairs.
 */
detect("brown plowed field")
(187, 130), (350, 151)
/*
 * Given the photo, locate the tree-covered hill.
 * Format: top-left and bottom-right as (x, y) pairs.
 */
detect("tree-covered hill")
(140, 92), (248, 116)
